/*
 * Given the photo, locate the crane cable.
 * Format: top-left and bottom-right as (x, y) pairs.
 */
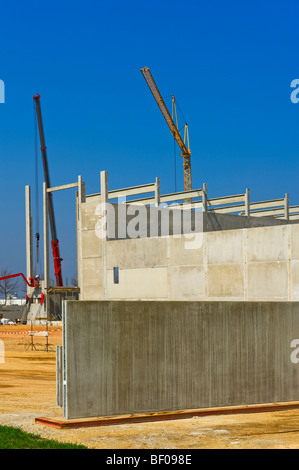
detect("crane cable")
(170, 95), (186, 193)
(173, 137), (177, 193)
(163, 93), (189, 193)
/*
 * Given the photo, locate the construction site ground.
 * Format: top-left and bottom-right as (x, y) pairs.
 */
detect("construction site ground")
(0, 324), (299, 450)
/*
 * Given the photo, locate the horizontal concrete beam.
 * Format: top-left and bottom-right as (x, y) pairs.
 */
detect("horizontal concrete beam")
(170, 201), (203, 210)
(250, 199), (285, 210)
(250, 207), (286, 217)
(289, 205), (299, 213)
(211, 204), (245, 214)
(123, 189), (203, 205)
(207, 194), (245, 206)
(277, 206), (299, 220)
(108, 183), (156, 199)
(47, 182), (79, 192)
(160, 189), (203, 203)
(126, 199), (204, 210)
(125, 196), (156, 205)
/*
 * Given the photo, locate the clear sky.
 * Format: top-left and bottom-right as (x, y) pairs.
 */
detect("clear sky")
(0, 0), (298, 290)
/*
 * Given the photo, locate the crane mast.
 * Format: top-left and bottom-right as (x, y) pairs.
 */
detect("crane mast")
(33, 94), (63, 287)
(141, 67), (192, 194)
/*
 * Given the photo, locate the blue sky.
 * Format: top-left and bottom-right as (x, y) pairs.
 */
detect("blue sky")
(0, 0), (298, 289)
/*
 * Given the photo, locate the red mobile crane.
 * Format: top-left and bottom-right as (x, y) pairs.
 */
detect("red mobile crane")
(33, 94), (63, 287)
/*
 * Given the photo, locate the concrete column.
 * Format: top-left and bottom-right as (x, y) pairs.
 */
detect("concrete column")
(284, 193), (289, 221)
(245, 188), (250, 217)
(155, 177), (160, 207)
(78, 175), (86, 204)
(100, 171), (108, 299)
(25, 185), (33, 292)
(76, 176), (85, 297)
(43, 182), (50, 290)
(100, 171), (108, 206)
(56, 345), (63, 407)
(202, 183), (208, 212)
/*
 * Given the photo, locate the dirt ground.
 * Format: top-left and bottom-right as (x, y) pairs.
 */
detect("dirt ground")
(1, 324), (299, 450)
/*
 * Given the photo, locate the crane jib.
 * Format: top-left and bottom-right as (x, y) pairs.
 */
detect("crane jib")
(141, 68), (190, 156)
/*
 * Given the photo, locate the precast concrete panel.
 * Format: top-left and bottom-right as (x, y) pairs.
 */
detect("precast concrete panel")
(106, 237), (169, 269)
(106, 267), (168, 299)
(247, 262), (289, 300)
(207, 264), (244, 298)
(81, 195), (102, 231)
(168, 266), (205, 300)
(81, 229), (102, 258)
(246, 225), (289, 262)
(292, 261), (299, 300)
(206, 230), (244, 265)
(62, 301), (299, 420)
(291, 225), (299, 260)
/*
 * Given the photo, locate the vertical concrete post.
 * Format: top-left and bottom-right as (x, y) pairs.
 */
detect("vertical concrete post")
(100, 171), (108, 299)
(76, 176), (85, 297)
(43, 182), (49, 291)
(78, 175), (86, 204)
(56, 345), (63, 407)
(284, 193), (289, 221)
(202, 183), (208, 212)
(155, 177), (160, 207)
(100, 171), (108, 206)
(25, 185), (33, 293)
(245, 188), (250, 217)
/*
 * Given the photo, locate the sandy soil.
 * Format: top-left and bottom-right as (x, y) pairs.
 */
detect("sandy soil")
(1, 324), (299, 450)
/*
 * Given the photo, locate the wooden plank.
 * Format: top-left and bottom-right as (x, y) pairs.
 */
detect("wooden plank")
(35, 401), (299, 429)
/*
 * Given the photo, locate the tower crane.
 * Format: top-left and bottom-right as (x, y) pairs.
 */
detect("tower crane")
(141, 67), (192, 196)
(33, 94), (63, 287)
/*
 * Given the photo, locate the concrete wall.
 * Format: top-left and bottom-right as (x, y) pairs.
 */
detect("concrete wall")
(61, 300), (299, 419)
(100, 227), (299, 302)
(77, 194), (299, 302)
(204, 211), (293, 232)
(77, 194), (103, 301)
